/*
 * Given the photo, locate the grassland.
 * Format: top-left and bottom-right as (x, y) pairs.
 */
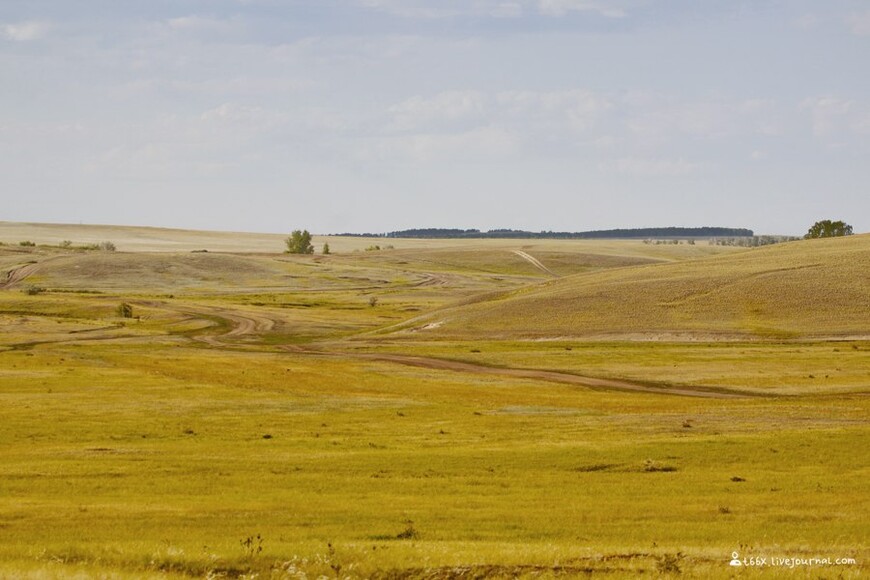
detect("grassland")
(0, 223), (867, 578)
(401, 234), (870, 341)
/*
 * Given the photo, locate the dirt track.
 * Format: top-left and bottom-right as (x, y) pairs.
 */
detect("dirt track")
(512, 250), (557, 277)
(0, 262), (42, 289)
(155, 301), (743, 398)
(285, 347), (748, 399)
(131, 301), (277, 347)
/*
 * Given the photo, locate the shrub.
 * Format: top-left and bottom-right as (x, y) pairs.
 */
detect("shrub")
(19, 241), (35, 247)
(285, 230), (314, 254)
(239, 534), (263, 559)
(368, 296), (379, 307)
(116, 303), (133, 318)
(99, 241), (116, 251)
(23, 285), (45, 295)
(396, 520), (418, 540)
(59, 240), (73, 248)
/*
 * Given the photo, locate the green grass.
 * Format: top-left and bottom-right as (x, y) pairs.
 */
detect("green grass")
(0, 232), (867, 578)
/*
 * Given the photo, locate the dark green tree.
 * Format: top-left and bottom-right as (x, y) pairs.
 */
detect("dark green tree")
(804, 220), (853, 239)
(285, 230), (314, 254)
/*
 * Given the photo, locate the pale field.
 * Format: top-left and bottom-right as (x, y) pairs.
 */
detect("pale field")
(0, 223), (867, 578)
(0, 220), (745, 258)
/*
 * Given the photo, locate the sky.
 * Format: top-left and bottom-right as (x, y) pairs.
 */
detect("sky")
(1, 1), (868, 236)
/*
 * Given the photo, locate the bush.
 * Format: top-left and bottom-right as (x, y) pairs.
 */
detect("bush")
(59, 240), (73, 249)
(99, 241), (116, 252)
(396, 520), (418, 540)
(322, 242), (330, 255)
(19, 241), (35, 247)
(285, 230), (314, 254)
(23, 286), (45, 296)
(116, 303), (133, 318)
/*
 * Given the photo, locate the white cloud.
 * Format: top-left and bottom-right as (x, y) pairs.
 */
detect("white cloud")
(357, 0), (627, 19)
(800, 96), (855, 137)
(537, 0), (626, 18)
(847, 11), (870, 36)
(163, 15), (244, 38)
(355, 0), (465, 19)
(360, 126), (517, 163)
(388, 91), (488, 132)
(2, 21), (50, 41)
(599, 157), (705, 177)
(623, 94), (780, 140)
(792, 13), (819, 31)
(200, 103), (272, 124)
(490, 2), (523, 18)
(498, 89), (612, 131)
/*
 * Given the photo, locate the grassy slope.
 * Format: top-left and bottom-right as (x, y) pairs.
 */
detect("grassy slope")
(409, 234), (870, 340)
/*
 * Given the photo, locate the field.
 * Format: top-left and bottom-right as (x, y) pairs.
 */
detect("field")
(0, 223), (867, 578)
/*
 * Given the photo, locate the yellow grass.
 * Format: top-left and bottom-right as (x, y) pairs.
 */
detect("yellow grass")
(0, 223), (867, 578)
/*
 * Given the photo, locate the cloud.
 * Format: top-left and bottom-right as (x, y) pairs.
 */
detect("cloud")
(847, 11), (870, 36)
(2, 21), (50, 41)
(537, 0), (626, 18)
(599, 157), (705, 177)
(355, 0), (466, 19)
(360, 126), (518, 163)
(356, 0), (627, 19)
(497, 89), (612, 131)
(388, 91), (488, 132)
(800, 96), (855, 137)
(623, 94), (780, 140)
(162, 15), (247, 40)
(490, 3), (524, 18)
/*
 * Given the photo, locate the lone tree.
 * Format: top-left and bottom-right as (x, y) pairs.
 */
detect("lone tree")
(804, 220), (853, 239)
(285, 230), (314, 254)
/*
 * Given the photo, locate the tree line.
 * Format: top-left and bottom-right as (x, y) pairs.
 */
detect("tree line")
(332, 227), (755, 239)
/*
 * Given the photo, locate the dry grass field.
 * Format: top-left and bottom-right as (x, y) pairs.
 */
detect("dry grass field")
(0, 223), (867, 578)
(401, 234), (870, 341)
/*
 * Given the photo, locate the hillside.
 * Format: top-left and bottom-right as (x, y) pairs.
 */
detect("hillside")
(400, 234), (870, 340)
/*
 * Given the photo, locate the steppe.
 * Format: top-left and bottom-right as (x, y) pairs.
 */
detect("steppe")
(1, 221), (867, 578)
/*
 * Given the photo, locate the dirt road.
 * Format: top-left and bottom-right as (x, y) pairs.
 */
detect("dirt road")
(286, 347), (748, 399)
(0, 262), (41, 289)
(512, 250), (557, 277)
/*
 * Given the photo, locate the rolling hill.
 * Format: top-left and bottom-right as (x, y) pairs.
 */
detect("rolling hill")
(400, 234), (870, 340)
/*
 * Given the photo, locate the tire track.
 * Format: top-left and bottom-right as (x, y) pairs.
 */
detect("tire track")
(513, 250), (557, 277)
(0, 262), (42, 289)
(283, 347), (748, 399)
